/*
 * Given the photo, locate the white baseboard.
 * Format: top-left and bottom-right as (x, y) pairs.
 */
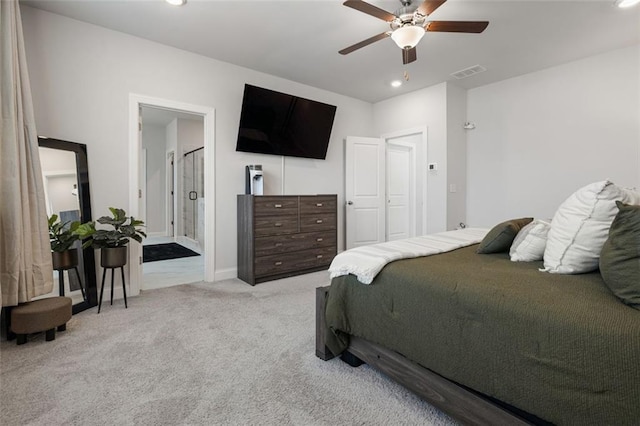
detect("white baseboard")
(213, 267), (237, 282)
(147, 231), (168, 238)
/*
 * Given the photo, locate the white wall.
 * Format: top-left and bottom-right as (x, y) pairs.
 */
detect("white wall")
(46, 175), (79, 215)
(21, 6), (373, 278)
(446, 84), (468, 230)
(39, 147), (78, 217)
(178, 118), (204, 155)
(466, 45), (640, 226)
(141, 123), (167, 234)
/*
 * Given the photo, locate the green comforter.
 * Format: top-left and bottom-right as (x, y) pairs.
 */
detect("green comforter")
(325, 245), (640, 425)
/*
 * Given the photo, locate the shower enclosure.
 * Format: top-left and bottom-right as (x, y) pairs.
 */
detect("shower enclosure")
(183, 147), (204, 249)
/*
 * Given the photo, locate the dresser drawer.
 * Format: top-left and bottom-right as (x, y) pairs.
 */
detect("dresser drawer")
(255, 231), (336, 257)
(254, 246), (336, 278)
(254, 215), (298, 236)
(299, 196), (337, 215)
(300, 212), (336, 232)
(253, 196), (298, 216)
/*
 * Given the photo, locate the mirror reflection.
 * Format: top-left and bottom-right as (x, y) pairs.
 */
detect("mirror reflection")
(38, 138), (97, 313)
(39, 147), (86, 305)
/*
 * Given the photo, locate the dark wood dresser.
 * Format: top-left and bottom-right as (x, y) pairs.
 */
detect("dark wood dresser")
(237, 194), (337, 285)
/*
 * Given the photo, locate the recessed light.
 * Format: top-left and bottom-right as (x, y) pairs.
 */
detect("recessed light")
(166, 0), (186, 5)
(390, 80), (402, 88)
(615, 0), (639, 8)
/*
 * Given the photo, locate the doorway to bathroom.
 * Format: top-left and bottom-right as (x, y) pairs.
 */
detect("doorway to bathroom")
(140, 105), (205, 290)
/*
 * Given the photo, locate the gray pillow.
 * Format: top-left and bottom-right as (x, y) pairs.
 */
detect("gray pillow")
(477, 217), (534, 254)
(599, 201), (640, 309)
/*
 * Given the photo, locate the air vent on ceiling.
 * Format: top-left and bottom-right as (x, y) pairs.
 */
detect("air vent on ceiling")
(451, 64), (487, 80)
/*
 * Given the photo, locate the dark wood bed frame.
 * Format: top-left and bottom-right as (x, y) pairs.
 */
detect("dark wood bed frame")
(315, 286), (536, 426)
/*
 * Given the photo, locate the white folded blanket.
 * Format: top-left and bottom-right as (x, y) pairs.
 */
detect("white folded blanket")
(329, 228), (489, 284)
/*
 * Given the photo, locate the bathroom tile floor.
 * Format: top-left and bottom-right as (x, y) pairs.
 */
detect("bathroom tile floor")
(142, 236), (204, 290)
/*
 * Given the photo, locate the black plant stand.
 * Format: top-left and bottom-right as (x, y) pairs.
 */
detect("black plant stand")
(55, 266), (86, 302)
(98, 266), (127, 313)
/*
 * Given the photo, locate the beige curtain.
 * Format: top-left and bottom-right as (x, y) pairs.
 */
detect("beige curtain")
(0, 0), (53, 306)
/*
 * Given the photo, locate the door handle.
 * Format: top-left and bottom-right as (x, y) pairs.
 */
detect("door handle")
(189, 191), (197, 201)
(347, 201), (353, 205)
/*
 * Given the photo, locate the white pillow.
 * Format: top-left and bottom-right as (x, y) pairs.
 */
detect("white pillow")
(509, 219), (550, 262)
(543, 180), (640, 274)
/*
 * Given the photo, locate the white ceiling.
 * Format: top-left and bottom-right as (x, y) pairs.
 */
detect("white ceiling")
(21, 0), (640, 103)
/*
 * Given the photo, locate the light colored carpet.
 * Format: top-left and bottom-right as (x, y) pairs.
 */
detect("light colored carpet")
(0, 271), (457, 425)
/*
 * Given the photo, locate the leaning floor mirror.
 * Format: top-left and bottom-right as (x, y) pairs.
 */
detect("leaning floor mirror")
(39, 137), (97, 313)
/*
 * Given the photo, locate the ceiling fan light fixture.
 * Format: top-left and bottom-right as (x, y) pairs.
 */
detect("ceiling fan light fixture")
(390, 25), (425, 49)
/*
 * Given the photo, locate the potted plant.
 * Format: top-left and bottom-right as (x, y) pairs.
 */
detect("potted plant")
(48, 214), (82, 270)
(76, 207), (146, 268)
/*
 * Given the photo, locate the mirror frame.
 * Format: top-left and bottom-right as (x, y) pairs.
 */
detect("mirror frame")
(39, 137), (97, 314)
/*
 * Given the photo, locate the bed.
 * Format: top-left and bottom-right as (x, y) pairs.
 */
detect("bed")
(316, 243), (640, 425)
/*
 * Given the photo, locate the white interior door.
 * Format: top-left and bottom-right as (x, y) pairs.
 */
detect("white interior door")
(386, 141), (415, 241)
(345, 136), (385, 249)
(383, 128), (426, 236)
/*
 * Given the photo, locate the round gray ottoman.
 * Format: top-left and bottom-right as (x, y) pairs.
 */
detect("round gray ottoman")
(10, 296), (72, 345)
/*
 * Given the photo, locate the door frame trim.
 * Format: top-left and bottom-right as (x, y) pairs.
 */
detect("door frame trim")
(166, 150), (175, 239)
(128, 93), (216, 295)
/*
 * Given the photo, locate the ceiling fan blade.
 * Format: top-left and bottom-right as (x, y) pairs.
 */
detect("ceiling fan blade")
(339, 32), (391, 55)
(343, 0), (397, 22)
(416, 0), (447, 17)
(426, 21), (489, 33)
(402, 47), (417, 65)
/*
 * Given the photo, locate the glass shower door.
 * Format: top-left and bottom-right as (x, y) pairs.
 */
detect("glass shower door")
(183, 147), (204, 245)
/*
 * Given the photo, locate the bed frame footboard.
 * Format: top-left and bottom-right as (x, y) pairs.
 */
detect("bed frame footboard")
(315, 286), (335, 361)
(315, 285), (534, 426)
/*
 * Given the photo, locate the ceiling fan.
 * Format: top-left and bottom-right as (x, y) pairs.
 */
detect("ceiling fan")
(339, 0), (489, 65)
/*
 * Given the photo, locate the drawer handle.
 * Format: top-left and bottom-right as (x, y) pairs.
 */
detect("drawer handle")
(274, 204), (282, 208)
(316, 203), (323, 207)
(316, 219), (323, 224)
(274, 223), (282, 227)
(274, 243), (283, 247)
(316, 238), (323, 242)
(316, 255), (323, 259)
(275, 261), (283, 266)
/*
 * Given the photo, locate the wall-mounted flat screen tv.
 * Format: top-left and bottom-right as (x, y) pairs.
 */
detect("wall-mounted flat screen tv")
(235, 84), (337, 160)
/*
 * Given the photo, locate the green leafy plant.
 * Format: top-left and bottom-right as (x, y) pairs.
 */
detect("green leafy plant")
(75, 207), (146, 249)
(48, 214), (81, 252)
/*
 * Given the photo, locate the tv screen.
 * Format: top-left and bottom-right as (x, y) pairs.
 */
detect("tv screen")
(235, 84), (337, 160)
